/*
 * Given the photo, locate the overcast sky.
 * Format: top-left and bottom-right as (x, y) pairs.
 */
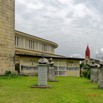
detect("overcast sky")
(15, 0), (103, 59)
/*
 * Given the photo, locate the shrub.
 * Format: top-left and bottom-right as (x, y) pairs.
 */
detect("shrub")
(8, 73), (18, 78)
(5, 71), (11, 76)
(4, 71), (18, 78)
(82, 69), (91, 79)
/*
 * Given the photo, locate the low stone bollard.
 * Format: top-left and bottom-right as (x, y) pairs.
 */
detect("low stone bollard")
(48, 66), (55, 81)
(98, 68), (103, 89)
(38, 64), (48, 86)
(90, 68), (98, 83)
(48, 58), (58, 82)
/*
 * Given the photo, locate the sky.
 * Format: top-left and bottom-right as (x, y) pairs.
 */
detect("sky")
(15, 0), (103, 59)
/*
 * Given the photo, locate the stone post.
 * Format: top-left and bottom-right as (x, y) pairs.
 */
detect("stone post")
(90, 68), (98, 83)
(38, 57), (48, 86)
(98, 68), (103, 88)
(48, 58), (55, 81)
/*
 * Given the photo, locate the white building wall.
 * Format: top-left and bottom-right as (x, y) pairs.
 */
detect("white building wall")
(15, 35), (55, 54)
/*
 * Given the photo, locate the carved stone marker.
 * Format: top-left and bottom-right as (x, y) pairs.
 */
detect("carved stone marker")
(38, 57), (48, 86)
(31, 57), (52, 88)
(91, 68), (98, 83)
(48, 58), (58, 82)
(98, 68), (103, 88)
(48, 58), (55, 81)
(48, 66), (55, 81)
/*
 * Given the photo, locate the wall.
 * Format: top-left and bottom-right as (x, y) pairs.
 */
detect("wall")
(66, 69), (80, 77)
(0, 0), (15, 75)
(17, 56), (39, 75)
(15, 31), (58, 54)
(17, 56), (81, 76)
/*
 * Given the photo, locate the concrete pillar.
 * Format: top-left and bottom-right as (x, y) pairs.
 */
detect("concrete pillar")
(48, 58), (55, 81)
(31, 56), (53, 88)
(48, 66), (55, 81)
(98, 68), (103, 88)
(38, 57), (48, 86)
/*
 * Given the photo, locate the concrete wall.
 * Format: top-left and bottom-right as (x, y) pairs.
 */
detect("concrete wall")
(0, 0), (15, 75)
(16, 56), (81, 76)
(66, 70), (80, 77)
(15, 31), (57, 54)
(16, 56), (38, 75)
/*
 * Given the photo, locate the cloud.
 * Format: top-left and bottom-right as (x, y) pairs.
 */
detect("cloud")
(95, 48), (103, 60)
(70, 54), (82, 58)
(15, 0), (103, 58)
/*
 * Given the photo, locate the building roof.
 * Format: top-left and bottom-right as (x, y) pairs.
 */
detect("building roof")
(15, 48), (85, 60)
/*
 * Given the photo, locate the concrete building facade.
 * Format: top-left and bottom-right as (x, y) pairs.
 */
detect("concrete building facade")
(15, 31), (83, 76)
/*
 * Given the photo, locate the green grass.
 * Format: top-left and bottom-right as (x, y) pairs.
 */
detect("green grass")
(0, 76), (103, 103)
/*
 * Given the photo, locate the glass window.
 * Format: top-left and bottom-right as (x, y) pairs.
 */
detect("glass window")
(15, 36), (19, 47)
(21, 65), (38, 70)
(42, 44), (47, 52)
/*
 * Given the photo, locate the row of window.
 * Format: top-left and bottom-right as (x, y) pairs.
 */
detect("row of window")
(54, 66), (79, 71)
(20, 65), (79, 71)
(21, 65), (38, 70)
(55, 71), (66, 76)
(15, 36), (54, 53)
(29, 40), (49, 52)
(29, 40), (37, 50)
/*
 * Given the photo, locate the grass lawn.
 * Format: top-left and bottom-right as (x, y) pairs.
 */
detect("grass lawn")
(0, 76), (103, 103)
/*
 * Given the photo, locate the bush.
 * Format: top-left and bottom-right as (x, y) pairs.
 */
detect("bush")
(4, 71), (18, 78)
(82, 69), (91, 79)
(5, 71), (11, 76)
(8, 73), (18, 78)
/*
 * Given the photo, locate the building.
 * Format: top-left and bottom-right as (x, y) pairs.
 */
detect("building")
(0, 0), (99, 76)
(84, 45), (91, 64)
(85, 45), (90, 59)
(0, 0), (15, 75)
(15, 30), (84, 76)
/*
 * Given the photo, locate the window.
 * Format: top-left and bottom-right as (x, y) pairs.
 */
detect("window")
(67, 67), (79, 70)
(29, 40), (33, 49)
(51, 46), (54, 53)
(15, 36), (18, 47)
(33, 41), (34, 49)
(21, 65), (38, 70)
(54, 66), (58, 70)
(39, 43), (42, 51)
(59, 71), (66, 76)
(29, 40), (38, 50)
(29, 40), (31, 49)
(34, 41), (38, 50)
(69, 61), (73, 66)
(59, 67), (67, 71)
(42, 44), (47, 52)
